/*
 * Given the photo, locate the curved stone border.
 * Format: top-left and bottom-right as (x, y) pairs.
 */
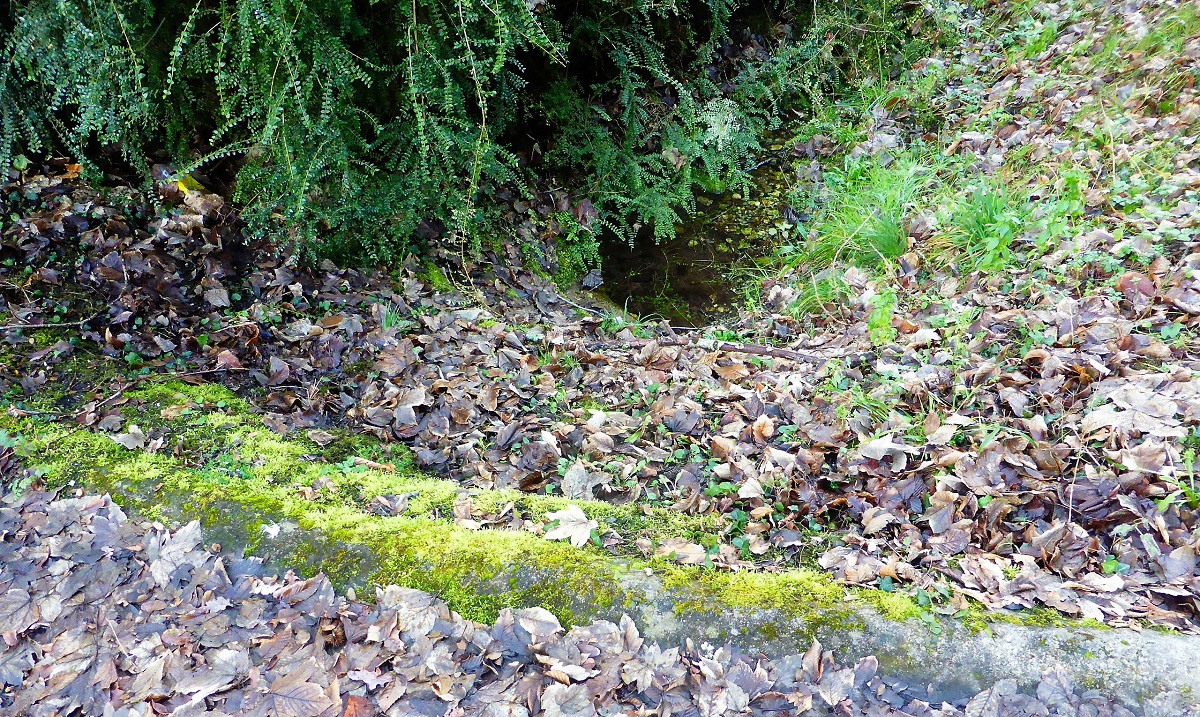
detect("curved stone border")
(91, 486), (1200, 706)
(8, 385), (1199, 708)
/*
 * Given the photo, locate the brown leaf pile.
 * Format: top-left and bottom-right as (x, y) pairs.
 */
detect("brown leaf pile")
(0, 488), (1145, 716)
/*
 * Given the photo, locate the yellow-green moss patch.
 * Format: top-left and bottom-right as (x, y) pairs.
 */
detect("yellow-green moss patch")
(0, 376), (1094, 634)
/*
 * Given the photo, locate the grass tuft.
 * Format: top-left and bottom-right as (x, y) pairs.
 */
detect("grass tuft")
(787, 158), (941, 272)
(942, 184), (1024, 272)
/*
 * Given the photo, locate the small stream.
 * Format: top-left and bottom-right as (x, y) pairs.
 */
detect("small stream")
(597, 164), (801, 326)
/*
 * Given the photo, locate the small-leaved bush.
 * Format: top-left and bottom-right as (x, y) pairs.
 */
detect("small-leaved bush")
(1, 0), (941, 266)
(550, 212), (600, 286)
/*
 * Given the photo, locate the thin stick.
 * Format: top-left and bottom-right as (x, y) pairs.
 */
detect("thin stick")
(580, 337), (826, 362)
(0, 311), (104, 330)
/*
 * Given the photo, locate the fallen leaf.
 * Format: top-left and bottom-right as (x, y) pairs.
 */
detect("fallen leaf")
(543, 505), (598, 547)
(307, 429), (336, 446)
(110, 425), (147, 450)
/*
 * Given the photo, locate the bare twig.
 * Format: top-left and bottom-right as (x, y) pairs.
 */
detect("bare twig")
(557, 293), (605, 317)
(580, 337), (826, 362)
(0, 311), (104, 331)
(6, 406), (67, 419)
(164, 366), (250, 380)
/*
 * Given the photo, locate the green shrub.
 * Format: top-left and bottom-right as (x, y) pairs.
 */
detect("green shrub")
(1, 0), (937, 265)
(550, 212), (600, 287)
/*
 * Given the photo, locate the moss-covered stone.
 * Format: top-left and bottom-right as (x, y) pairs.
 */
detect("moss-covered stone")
(0, 376), (1094, 636)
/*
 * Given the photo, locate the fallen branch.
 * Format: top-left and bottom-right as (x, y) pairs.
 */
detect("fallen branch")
(0, 311), (104, 331)
(580, 337), (826, 362)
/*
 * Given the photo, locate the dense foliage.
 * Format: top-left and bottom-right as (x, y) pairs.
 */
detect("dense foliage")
(1, 0), (934, 264)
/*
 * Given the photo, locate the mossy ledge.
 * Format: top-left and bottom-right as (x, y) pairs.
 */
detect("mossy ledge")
(1, 380), (885, 633)
(5, 379), (1199, 703)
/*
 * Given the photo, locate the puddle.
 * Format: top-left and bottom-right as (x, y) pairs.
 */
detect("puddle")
(597, 164), (800, 326)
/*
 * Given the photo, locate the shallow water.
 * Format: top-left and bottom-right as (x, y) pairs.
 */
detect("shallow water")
(597, 166), (798, 326)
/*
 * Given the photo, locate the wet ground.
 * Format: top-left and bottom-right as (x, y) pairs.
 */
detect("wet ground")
(598, 164), (800, 326)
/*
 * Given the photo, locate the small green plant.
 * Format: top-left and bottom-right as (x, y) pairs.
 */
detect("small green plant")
(1101, 554), (1127, 575)
(705, 480), (739, 498)
(1034, 168), (1087, 253)
(797, 159), (935, 270)
(599, 306), (656, 338)
(707, 328), (742, 343)
(1161, 447), (1200, 510)
(819, 360), (894, 423)
(380, 303), (414, 332)
(551, 213), (600, 287)
(201, 453), (254, 484)
(789, 273), (854, 318)
(948, 185), (1022, 271)
(867, 288), (898, 346)
(0, 430), (44, 494)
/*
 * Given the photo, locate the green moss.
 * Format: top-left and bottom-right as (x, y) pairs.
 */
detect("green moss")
(663, 565), (857, 624)
(420, 262), (455, 293)
(28, 329), (63, 347)
(8, 373), (724, 549)
(126, 380), (255, 415)
(982, 605), (1107, 631)
(0, 409), (629, 624)
(0, 388), (883, 632)
(856, 588), (922, 622)
(653, 565), (891, 644)
(357, 517), (625, 624)
(2, 376), (1101, 635)
(468, 490), (722, 545)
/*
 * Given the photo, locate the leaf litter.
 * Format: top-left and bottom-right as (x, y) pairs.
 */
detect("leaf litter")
(3, 0), (1200, 642)
(0, 486), (1158, 715)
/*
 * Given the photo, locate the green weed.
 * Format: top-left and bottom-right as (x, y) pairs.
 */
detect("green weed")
(380, 303), (414, 332)
(867, 288), (898, 346)
(944, 184), (1023, 271)
(599, 307), (657, 338)
(789, 272), (854, 318)
(791, 158), (941, 271)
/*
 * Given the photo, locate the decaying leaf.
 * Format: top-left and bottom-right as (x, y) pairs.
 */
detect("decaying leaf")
(543, 505), (598, 548)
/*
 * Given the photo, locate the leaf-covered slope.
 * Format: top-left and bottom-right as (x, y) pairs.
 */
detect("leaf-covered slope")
(4, 0), (1200, 639)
